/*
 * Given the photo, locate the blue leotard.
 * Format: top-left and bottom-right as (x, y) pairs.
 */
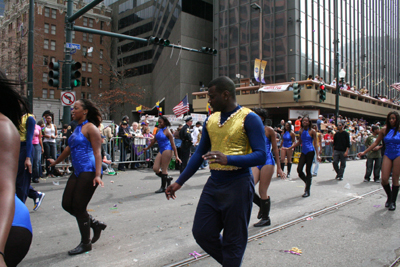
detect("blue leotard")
(156, 127), (172, 154)
(12, 195), (32, 233)
(68, 120), (101, 177)
(282, 131), (292, 148)
(301, 129), (315, 155)
(257, 135), (275, 169)
(384, 128), (400, 160)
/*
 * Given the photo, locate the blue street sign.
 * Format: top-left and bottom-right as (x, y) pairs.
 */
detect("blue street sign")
(66, 43), (81, 50)
(70, 48), (77, 55)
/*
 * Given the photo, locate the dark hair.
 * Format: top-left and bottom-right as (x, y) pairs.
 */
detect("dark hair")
(301, 115), (313, 129)
(158, 115), (171, 127)
(63, 124), (69, 129)
(78, 99), (102, 127)
(252, 108), (268, 125)
(45, 113), (54, 125)
(371, 125), (379, 132)
(298, 116), (302, 119)
(37, 120), (44, 126)
(208, 76), (236, 100)
(283, 122), (292, 133)
(0, 70), (29, 128)
(385, 111), (400, 137)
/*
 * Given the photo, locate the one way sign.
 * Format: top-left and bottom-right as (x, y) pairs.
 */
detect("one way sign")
(61, 91), (76, 106)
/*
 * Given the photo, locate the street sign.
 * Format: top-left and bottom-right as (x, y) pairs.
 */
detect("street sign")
(70, 48), (77, 55)
(66, 43), (81, 50)
(61, 91), (76, 106)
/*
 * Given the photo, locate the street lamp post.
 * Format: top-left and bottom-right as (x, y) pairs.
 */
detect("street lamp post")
(335, 68), (346, 124)
(251, 1), (262, 107)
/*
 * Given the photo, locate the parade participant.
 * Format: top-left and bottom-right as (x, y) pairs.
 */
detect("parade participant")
(48, 99), (106, 255)
(165, 76), (267, 266)
(251, 108), (285, 227)
(144, 116), (181, 193)
(358, 111), (400, 210)
(43, 114), (57, 177)
(332, 122), (350, 180)
(311, 125), (322, 177)
(285, 116), (320, 197)
(179, 116), (193, 173)
(0, 71), (32, 267)
(280, 122), (295, 178)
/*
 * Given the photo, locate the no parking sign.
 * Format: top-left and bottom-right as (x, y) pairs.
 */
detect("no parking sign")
(61, 91), (76, 106)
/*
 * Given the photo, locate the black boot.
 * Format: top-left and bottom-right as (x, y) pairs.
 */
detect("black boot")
(166, 176), (173, 187)
(287, 163), (292, 176)
(302, 177), (312, 198)
(253, 193), (262, 219)
(254, 198), (271, 227)
(389, 185), (399, 211)
(89, 215), (107, 244)
(383, 183), (392, 208)
(280, 162), (285, 173)
(68, 218), (92, 255)
(155, 174), (167, 193)
(155, 171), (163, 178)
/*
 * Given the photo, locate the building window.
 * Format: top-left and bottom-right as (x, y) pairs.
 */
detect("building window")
(49, 89), (54, 99)
(43, 56), (48, 66)
(82, 46), (87, 55)
(72, 31), (75, 39)
(8, 37), (12, 47)
(44, 39), (49, 49)
(42, 89), (48, 98)
(50, 40), (56, 50)
(81, 92), (86, 98)
(88, 63), (92, 72)
(82, 77), (86, 87)
(88, 34), (93, 42)
(99, 64), (103, 74)
(44, 7), (50, 17)
(99, 79), (102, 88)
(87, 78), (92, 86)
(83, 17), (88, 26)
(23, 13), (27, 23)
(100, 36), (103, 45)
(50, 57), (56, 62)
(8, 23), (12, 33)
(51, 9), (57, 19)
(44, 23), (49, 33)
(51, 25), (56, 35)
(100, 49), (103, 59)
(42, 72), (48, 82)
(87, 93), (92, 99)
(88, 50), (92, 57)
(83, 33), (87, 41)
(89, 19), (94, 28)
(100, 21), (105, 30)
(82, 62), (86, 71)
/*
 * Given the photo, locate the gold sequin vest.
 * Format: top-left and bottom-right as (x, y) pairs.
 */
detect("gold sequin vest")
(19, 114), (34, 142)
(206, 107), (252, 171)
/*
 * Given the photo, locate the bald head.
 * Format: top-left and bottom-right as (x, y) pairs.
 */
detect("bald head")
(208, 76), (236, 100)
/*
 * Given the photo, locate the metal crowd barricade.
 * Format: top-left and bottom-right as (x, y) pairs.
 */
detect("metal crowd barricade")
(108, 136), (155, 166)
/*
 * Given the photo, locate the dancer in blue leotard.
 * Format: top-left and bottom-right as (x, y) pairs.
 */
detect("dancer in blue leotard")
(285, 116), (320, 197)
(144, 116), (181, 193)
(359, 111), (400, 210)
(251, 108), (285, 227)
(49, 99), (106, 255)
(280, 122), (295, 178)
(0, 71), (32, 267)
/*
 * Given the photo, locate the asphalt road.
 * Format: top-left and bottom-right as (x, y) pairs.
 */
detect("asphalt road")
(20, 159), (400, 267)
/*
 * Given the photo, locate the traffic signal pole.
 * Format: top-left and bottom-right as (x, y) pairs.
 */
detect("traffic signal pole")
(26, 0), (34, 111)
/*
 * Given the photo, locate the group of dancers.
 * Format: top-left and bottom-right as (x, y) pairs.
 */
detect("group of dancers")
(1, 71), (400, 267)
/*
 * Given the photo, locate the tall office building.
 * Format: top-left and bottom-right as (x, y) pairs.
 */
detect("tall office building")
(213, 0), (400, 98)
(0, 0), (5, 16)
(109, 0), (213, 117)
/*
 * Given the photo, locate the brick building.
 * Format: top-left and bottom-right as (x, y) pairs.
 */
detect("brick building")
(0, 0), (112, 126)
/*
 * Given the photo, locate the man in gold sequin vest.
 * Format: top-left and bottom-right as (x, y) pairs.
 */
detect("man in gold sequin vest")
(166, 76), (267, 266)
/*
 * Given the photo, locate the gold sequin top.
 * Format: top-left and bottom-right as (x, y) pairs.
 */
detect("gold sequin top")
(206, 107), (253, 171)
(19, 114), (34, 142)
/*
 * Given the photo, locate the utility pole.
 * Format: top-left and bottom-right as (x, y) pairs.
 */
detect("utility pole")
(26, 0), (34, 111)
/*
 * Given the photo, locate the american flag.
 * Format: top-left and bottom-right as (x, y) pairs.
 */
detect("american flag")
(173, 96), (189, 117)
(391, 83), (400, 92)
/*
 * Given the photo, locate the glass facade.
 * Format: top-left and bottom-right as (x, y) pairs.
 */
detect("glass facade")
(0, 0), (4, 16)
(215, 0), (400, 98)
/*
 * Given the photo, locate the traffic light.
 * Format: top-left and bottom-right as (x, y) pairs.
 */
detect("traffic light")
(70, 61), (81, 88)
(293, 82), (301, 102)
(48, 62), (60, 88)
(201, 47), (217, 55)
(319, 83), (326, 102)
(148, 36), (170, 46)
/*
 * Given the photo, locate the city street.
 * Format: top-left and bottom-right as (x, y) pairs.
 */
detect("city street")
(22, 160), (400, 267)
